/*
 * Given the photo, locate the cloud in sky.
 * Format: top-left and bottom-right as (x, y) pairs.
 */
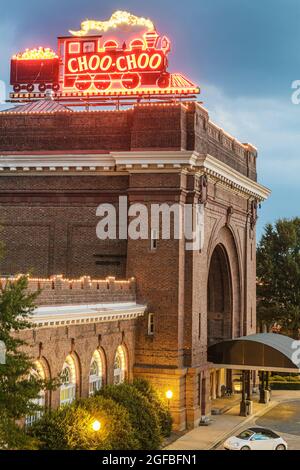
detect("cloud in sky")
(0, 20), (18, 79)
(202, 83), (300, 238)
(202, 84), (300, 183)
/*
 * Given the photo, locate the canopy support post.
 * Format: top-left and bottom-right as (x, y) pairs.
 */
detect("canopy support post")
(239, 370), (247, 416)
(259, 371), (265, 403)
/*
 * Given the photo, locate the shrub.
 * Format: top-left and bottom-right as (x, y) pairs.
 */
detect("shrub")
(270, 374), (300, 383)
(270, 375), (286, 382)
(132, 378), (172, 437)
(28, 396), (138, 450)
(0, 412), (39, 450)
(270, 382), (300, 390)
(97, 383), (162, 449)
(78, 395), (139, 449)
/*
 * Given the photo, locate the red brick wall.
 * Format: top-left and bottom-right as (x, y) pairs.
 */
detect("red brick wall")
(18, 318), (137, 409)
(0, 175), (128, 278)
(0, 103), (257, 180)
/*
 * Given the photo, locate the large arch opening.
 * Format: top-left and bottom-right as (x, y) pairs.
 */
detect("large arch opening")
(207, 244), (232, 347)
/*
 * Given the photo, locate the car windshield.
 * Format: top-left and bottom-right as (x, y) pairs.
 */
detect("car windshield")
(236, 430), (254, 440)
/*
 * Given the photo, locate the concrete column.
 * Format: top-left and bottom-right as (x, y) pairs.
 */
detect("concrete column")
(211, 370), (217, 400)
(226, 369), (233, 394)
(216, 369), (222, 398)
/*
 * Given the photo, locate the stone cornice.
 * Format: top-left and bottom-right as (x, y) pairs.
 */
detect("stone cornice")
(31, 302), (146, 329)
(111, 151), (197, 170)
(196, 153), (270, 201)
(0, 153), (115, 172)
(0, 150), (270, 200)
(0, 151), (196, 173)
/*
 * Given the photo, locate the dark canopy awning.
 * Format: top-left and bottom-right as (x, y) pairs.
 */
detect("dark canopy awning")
(208, 333), (300, 373)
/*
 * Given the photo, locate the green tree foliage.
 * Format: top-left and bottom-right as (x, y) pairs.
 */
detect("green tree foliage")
(257, 218), (300, 337)
(29, 396), (138, 450)
(98, 382), (162, 449)
(132, 378), (172, 437)
(0, 276), (57, 449)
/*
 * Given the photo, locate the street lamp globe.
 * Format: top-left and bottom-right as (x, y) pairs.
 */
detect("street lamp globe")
(92, 420), (101, 432)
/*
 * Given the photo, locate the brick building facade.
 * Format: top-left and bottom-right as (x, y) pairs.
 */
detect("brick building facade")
(0, 101), (269, 430)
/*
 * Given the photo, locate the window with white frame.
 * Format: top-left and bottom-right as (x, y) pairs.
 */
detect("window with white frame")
(113, 346), (126, 385)
(150, 229), (158, 251)
(83, 41), (95, 53)
(25, 392), (45, 427)
(89, 350), (103, 396)
(25, 361), (46, 427)
(68, 42), (80, 54)
(148, 312), (154, 335)
(60, 356), (76, 406)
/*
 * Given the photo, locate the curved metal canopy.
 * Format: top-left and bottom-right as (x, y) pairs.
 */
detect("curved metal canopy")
(208, 333), (300, 372)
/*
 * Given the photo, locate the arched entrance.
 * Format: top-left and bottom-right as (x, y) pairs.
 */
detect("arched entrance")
(207, 244), (232, 347)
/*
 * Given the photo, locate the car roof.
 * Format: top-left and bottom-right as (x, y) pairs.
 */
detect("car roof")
(247, 427), (279, 436)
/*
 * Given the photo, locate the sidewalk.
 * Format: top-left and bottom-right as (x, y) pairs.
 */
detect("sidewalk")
(165, 396), (278, 450)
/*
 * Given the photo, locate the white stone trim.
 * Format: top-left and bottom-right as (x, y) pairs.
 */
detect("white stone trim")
(30, 301), (146, 328)
(0, 150), (270, 200)
(196, 153), (270, 201)
(111, 150), (198, 168)
(0, 153), (115, 171)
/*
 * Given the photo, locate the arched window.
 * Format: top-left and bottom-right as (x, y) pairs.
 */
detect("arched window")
(25, 361), (46, 427)
(113, 345), (126, 385)
(89, 350), (103, 396)
(60, 355), (76, 406)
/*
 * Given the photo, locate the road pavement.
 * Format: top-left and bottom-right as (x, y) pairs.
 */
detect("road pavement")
(216, 398), (300, 450)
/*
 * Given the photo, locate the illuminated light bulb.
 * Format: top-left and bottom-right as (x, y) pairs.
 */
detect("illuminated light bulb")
(12, 47), (58, 61)
(166, 390), (173, 400)
(92, 420), (101, 431)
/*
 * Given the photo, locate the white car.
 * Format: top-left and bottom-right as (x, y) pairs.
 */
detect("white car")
(224, 427), (288, 450)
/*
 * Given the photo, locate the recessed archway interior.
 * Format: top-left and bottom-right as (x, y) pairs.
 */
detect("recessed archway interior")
(207, 244), (232, 346)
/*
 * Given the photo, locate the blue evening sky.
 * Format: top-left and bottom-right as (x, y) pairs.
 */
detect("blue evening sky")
(1, 0), (299, 240)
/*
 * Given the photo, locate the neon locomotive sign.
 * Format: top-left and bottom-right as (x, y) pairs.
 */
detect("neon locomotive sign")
(62, 30), (171, 92)
(10, 11), (199, 99)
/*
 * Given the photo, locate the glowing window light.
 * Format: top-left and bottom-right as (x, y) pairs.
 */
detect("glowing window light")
(89, 350), (104, 396)
(113, 345), (126, 385)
